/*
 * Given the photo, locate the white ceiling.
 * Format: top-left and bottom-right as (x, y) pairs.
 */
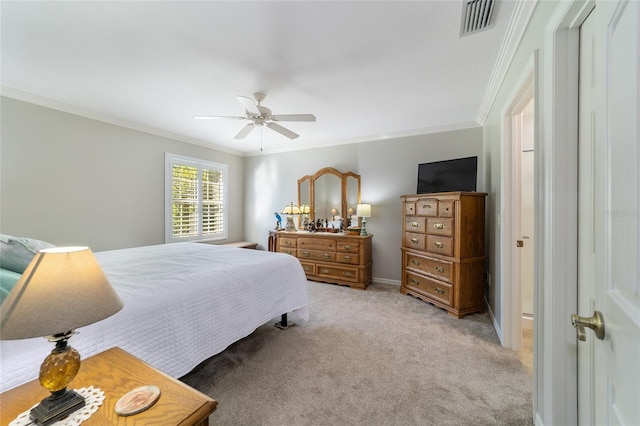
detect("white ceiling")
(0, 1), (515, 156)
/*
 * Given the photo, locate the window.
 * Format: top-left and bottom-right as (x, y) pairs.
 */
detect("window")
(165, 153), (228, 242)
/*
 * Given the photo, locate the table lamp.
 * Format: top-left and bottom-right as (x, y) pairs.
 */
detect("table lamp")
(356, 204), (372, 236)
(0, 247), (123, 425)
(281, 202), (301, 231)
(300, 204), (311, 228)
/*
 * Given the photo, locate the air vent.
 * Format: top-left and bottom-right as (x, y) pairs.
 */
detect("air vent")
(460, 0), (495, 36)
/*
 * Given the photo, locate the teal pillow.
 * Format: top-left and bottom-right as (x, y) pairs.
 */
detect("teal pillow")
(0, 234), (56, 273)
(0, 268), (22, 304)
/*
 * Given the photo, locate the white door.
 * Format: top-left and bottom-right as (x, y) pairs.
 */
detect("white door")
(577, 2), (640, 424)
(519, 99), (535, 326)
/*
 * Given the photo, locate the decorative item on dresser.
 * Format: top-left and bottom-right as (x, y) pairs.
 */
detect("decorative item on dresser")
(400, 192), (487, 318)
(269, 231), (372, 290)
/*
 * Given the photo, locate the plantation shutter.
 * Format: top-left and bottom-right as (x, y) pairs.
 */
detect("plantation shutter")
(201, 167), (224, 236)
(167, 154), (227, 242)
(171, 163), (199, 238)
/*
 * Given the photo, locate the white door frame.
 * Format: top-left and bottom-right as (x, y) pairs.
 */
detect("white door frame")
(500, 54), (537, 352)
(535, 1), (595, 425)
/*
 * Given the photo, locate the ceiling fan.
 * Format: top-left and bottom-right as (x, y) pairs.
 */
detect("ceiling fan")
(194, 92), (316, 140)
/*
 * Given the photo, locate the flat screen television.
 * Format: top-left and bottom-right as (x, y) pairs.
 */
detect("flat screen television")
(417, 156), (478, 194)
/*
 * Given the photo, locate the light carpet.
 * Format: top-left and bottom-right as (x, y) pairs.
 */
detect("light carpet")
(181, 281), (533, 425)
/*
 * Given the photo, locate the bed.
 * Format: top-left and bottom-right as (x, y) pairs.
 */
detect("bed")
(0, 242), (310, 392)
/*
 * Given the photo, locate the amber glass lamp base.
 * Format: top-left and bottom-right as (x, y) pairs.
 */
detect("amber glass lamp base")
(30, 332), (85, 426)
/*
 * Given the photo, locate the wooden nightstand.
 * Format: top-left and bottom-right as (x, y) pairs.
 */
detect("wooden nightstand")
(0, 347), (217, 425)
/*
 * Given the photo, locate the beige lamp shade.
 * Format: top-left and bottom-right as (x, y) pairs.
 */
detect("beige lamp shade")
(356, 204), (372, 218)
(300, 204), (311, 214)
(0, 247), (124, 340)
(281, 202), (301, 215)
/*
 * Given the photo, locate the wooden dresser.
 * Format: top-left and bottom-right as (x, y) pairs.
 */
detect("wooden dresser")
(400, 192), (486, 318)
(269, 231), (372, 290)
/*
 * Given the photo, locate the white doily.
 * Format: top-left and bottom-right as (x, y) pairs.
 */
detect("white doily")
(10, 386), (105, 426)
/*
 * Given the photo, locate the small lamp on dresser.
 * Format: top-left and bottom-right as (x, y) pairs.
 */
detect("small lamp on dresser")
(357, 203), (372, 236)
(0, 247), (123, 426)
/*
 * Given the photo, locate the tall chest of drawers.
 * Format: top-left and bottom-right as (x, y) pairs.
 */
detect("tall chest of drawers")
(401, 192), (486, 318)
(269, 231), (373, 290)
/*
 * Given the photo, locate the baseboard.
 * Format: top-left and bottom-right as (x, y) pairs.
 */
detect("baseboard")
(485, 295), (504, 346)
(372, 277), (401, 286)
(522, 314), (534, 330)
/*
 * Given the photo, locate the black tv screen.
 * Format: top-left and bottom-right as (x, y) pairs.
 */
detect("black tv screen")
(417, 156), (478, 194)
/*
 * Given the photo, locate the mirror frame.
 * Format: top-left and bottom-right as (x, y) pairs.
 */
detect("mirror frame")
(298, 167), (361, 229)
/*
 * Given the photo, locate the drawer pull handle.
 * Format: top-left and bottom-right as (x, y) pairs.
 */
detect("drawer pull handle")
(302, 252), (310, 257)
(411, 279), (420, 285)
(411, 260), (420, 266)
(422, 204), (432, 209)
(343, 256), (351, 261)
(435, 266), (445, 273)
(284, 250), (292, 255)
(411, 221), (419, 227)
(434, 223), (444, 229)
(321, 268), (330, 274)
(303, 266), (311, 272)
(344, 245), (352, 249)
(285, 241), (292, 245)
(322, 254), (331, 259)
(343, 272), (353, 277)
(435, 287), (445, 295)
(411, 238), (419, 244)
(434, 241), (444, 248)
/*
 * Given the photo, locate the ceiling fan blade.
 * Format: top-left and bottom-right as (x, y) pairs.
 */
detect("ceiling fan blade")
(234, 123), (256, 139)
(266, 122), (299, 139)
(236, 95), (261, 115)
(193, 115), (247, 120)
(270, 114), (316, 122)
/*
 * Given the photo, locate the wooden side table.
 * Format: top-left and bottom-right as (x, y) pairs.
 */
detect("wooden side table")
(0, 347), (217, 425)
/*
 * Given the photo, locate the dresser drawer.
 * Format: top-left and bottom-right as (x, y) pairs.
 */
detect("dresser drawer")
(439, 200), (455, 217)
(415, 198), (439, 216)
(404, 271), (453, 306)
(299, 261), (315, 275)
(298, 237), (336, 251)
(405, 202), (416, 216)
(404, 252), (453, 283)
(278, 247), (296, 256)
(426, 235), (454, 257)
(337, 241), (360, 253)
(405, 216), (426, 233)
(404, 232), (426, 251)
(317, 265), (360, 283)
(427, 217), (454, 237)
(298, 249), (335, 262)
(279, 237), (297, 249)
(336, 252), (359, 265)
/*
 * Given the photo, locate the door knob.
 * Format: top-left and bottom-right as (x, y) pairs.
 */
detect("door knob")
(571, 311), (605, 341)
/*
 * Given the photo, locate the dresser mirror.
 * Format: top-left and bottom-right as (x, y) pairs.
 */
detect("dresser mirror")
(298, 167), (361, 230)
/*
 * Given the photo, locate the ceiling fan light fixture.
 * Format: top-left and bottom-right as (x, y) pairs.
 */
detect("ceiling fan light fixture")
(196, 92), (315, 141)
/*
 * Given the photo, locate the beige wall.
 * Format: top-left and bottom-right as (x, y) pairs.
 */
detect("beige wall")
(0, 96), (245, 251)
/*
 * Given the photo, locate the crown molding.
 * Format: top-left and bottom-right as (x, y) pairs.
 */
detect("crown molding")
(476, 0), (538, 125)
(0, 86), (245, 157)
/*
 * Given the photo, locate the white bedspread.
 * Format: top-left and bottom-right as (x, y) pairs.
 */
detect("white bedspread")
(0, 243), (309, 392)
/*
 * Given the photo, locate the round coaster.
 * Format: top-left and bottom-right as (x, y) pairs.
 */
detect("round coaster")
(115, 385), (161, 416)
